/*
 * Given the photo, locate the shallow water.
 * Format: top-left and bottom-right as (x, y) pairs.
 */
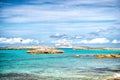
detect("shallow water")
(0, 48), (120, 80)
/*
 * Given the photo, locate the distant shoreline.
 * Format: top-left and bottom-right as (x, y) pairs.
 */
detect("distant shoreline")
(73, 46), (120, 50)
(0, 46), (120, 50)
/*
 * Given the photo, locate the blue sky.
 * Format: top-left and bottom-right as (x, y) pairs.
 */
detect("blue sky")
(0, 0), (120, 47)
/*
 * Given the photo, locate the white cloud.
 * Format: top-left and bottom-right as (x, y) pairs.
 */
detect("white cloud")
(29, 0), (116, 6)
(0, 37), (39, 44)
(78, 38), (110, 44)
(74, 35), (83, 39)
(1, 4), (116, 23)
(50, 33), (67, 38)
(96, 28), (105, 33)
(53, 39), (72, 48)
(64, 0), (116, 5)
(4, 17), (31, 23)
(112, 40), (120, 44)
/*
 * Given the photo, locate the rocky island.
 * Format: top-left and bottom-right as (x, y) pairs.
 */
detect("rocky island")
(27, 47), (64, 54)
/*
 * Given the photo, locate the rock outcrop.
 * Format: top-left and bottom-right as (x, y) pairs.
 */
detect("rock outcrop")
(27, 48), (64, 54)
(105, 77), (120, 80)
(94, 54), (120, 58)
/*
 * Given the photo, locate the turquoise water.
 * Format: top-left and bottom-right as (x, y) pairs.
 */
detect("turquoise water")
(0, 48), (120, 80)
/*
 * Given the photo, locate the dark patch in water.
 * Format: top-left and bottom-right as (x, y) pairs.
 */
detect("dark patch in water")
(93, 67), (120, 73)
(115, 65), (120, 68)
(0, 73), (46, 80)
(94, 68), (109, 71)
(108, 69), (120, 72)
(0, 73), (30, 77)
(59, 66), (68, 69)
(0, 73), (84, 80)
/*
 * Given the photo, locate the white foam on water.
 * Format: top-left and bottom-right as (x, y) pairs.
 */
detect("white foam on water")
(113, 73), (120, 77)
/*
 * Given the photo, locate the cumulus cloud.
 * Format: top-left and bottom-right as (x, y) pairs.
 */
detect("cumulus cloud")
(112, 40), (120, 43)
(53, 39), (72, 48)
(89, 32), (99, 36)
(0, 37), (39, 44)
(74, 36), (82, 39)
(89, 28), (106, 37)
(72, 35), (83, 39)
(96, 29), (105, 33)
(78, 38), (110, 44)
(50, 33), (67, 38)
(50, 33), (83, 39)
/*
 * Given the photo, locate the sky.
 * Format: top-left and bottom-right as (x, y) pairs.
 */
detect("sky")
(0, 0), (120, 47)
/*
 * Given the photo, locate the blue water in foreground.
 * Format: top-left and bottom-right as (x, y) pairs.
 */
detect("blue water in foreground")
(0, 48), (120, 80)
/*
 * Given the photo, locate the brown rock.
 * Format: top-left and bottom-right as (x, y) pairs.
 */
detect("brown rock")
(106, 77), (120, 80)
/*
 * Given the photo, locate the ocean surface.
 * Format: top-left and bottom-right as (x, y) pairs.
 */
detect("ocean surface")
(0, 48), (120, 80)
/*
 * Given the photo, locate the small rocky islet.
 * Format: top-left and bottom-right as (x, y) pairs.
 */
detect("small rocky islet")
(27, 48), (64, 54)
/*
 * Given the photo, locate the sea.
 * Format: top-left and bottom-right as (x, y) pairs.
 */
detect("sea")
(0, 48), (120, 80)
